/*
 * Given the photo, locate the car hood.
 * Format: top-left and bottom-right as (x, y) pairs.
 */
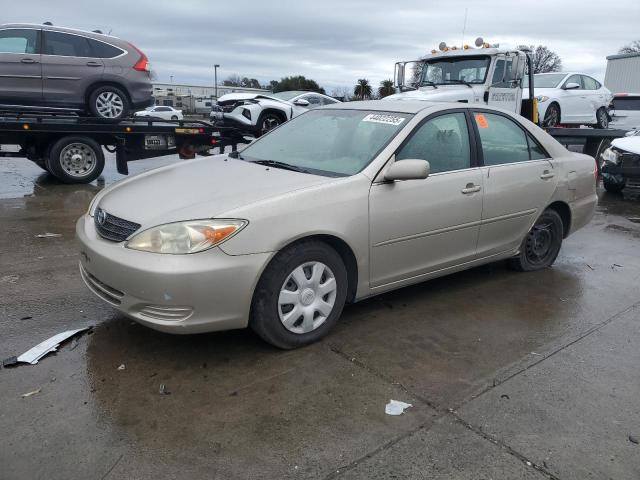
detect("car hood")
(612, 135), (640, 155)
(218, 93), (287, 104)
(384, 85), (478, 103)
(96, 156), (334, 227)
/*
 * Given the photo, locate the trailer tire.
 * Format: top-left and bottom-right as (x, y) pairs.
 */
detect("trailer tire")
(46, 136), (105, 184)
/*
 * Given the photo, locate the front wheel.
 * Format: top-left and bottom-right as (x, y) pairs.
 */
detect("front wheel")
(46, 136), (105, 184)
(543, 103), (560, 127)
(88, 86), (130, 121)
(603, 176), (626, 193)
(257, 112), (283, 136)
(509, 209), (564, 272)
(250, 241), (348, 349)
(171, 115), (178, 120)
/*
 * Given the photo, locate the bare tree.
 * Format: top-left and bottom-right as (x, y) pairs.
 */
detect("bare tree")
(619, 40), (640, 54)
(223, 74), (242, 87)
(330, 86), (352, 101)
(518, 45), (562, 73)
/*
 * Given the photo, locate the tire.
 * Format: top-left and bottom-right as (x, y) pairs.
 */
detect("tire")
(256, 111), (284, 136)
(171, 115), (178, 120)
(88, 85), (130, 121)
(46, 136), (105, 184)
(509, 209), (564, 272)
(543, 103), (560, 127)
(595, 107), (609, 129)
(250, 240), (348, 349)
(603, 177), (626, 193)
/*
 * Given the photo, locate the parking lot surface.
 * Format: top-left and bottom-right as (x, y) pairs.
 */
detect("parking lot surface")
(1, 154), (639, 479)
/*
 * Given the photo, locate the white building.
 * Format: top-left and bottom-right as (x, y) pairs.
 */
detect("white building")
(152, 83), (271, 113)
(604, 52), (640, 94)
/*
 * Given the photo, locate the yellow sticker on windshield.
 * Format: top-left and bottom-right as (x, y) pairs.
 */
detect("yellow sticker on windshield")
(474, 114), (489, 129)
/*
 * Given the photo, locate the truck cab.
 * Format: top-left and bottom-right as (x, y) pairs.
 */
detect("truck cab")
(390, 39), (537, 123)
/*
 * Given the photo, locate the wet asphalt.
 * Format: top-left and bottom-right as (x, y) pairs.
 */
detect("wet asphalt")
(1, 153), (639, 479)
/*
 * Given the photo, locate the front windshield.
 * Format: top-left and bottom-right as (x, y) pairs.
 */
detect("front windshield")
(268, 91), (307, 100)
(419, 56), (490, 86)
(523, 73), (566, 88)
(239, 109), (412, 176)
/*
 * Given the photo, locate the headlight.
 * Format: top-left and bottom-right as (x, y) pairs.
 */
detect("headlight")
(600, 147), (620, 165)
(126, 219), (247, 254)
(536, 96), (549, 103)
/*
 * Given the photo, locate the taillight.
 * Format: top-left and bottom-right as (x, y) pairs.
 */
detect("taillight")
(129, 43), (150, 72)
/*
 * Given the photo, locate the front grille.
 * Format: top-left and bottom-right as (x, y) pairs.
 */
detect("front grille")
(217, 100), (241, 113)
(95, 208), (141, 242)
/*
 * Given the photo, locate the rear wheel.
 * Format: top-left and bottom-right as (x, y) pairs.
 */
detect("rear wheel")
(509, 209), (563, 272)
(543, 103), (560, 127)
(595, 107), (609, 129)
(250, 241), (348, 349)
(88, 86), (130, 121)
(46, 136), (104, 184)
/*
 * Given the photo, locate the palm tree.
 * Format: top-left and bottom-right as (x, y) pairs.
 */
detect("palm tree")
(378, 79), (395, 98)
(354, 79), (372, 100)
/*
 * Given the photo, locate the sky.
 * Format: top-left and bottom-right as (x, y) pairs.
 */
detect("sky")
(3, 0), (639, 93)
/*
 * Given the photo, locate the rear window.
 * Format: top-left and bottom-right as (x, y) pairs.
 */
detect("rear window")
(44, 31), (92, 57)
(87, 38), (123, 58)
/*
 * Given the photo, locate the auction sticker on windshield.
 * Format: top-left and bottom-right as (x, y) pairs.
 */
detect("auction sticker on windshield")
(362, 113), (406, 126)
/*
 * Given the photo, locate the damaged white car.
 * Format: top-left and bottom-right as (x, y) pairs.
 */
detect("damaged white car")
(212, 91), (340, 136)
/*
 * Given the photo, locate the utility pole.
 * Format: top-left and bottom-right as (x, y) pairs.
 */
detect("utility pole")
(214, 64), (220, 103)
(170, 75), (173, 84)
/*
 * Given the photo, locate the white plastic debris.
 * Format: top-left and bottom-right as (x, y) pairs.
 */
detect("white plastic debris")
(385, 399), (413, 416)
(16, 327), (91, 365)
(117, 364), (126, 371)
(22, 388), (41, 398)
(35, 233), (62, 238)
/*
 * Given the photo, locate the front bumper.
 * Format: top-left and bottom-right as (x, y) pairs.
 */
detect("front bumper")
(76, 214), (273, 334)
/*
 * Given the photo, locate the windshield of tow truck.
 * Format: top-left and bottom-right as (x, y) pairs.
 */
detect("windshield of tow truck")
(419, 56), (490, 86)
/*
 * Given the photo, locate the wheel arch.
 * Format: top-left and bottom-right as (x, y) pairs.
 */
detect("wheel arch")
(546, 200), (571, 238)
(259, 107), (288, 123)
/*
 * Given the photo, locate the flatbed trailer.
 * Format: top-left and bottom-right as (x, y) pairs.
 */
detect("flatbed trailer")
(0, 113), (246, 184)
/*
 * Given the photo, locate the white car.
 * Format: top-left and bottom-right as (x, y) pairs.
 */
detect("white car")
(523, 73), (612, 128)
(214, 91), (341, 136)
(134, 106), (184, 121)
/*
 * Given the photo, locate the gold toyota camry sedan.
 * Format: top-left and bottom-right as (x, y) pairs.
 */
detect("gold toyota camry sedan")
(77, 101), (597, 348)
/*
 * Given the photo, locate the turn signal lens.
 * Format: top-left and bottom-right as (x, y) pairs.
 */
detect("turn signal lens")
(126, 219), (247, 254)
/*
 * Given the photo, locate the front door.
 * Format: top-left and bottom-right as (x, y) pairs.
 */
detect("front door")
(487, 54), (522, 114)
(41, 30), (104, 107)
(0, 28), (42, 103)
(369, 111), (483, 288)
(471, 111), (558, 257)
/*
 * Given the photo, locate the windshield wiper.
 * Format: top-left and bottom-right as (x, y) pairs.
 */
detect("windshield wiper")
(443, 79), (473, 88)
(250, 159), (310, 174)
(420, 80), (438, 89)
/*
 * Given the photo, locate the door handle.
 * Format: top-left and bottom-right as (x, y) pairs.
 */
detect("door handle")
(21, 58), (37, 64)
(86, 61), (102, 67)
(540, 170), (555, 180)
(461, 183), (481, 194)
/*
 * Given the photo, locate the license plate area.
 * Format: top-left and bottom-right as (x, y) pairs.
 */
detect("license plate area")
(144, 135), (175, 150)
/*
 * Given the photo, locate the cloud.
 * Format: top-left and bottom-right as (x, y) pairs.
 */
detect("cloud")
(4, 0), (639, 91)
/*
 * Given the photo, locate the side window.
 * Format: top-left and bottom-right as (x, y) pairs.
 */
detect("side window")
(491, 59), (505, 85)
(44, 31), (92, 57)
(0, 29), (38, 54)
(564, 74), (582, 89)
(474, 112), (530, 165)
(582, 76), (598, 90)
(396, 112), (471, 174)
(303, 95), (323, 108)
(321, 96), (339, 105)
(87, 38), (123, 59)
(527, 134), (548, 160)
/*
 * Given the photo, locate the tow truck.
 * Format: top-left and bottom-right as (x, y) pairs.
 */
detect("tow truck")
(391, 37), (629, 160)
(0, 111), (247, 184)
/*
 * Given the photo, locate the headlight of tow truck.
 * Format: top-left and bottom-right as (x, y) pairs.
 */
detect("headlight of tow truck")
(536, 95), (549, 103)
(126, 219), (247, 254)
(600, 147), (621, 166)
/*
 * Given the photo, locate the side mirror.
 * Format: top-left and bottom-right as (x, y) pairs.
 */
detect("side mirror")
(564, 82), (580, 90)
(385, 159), (430, 181)
(293, 98), (310, 106)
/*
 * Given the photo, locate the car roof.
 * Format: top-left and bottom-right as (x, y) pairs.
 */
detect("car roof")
(1, 23), (121, 41)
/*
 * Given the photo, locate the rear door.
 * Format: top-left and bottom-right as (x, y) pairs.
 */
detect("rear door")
(0, 28), (42, 103)
(581, 75), (606, 121)
(472, 111), (558, 257)
(41, 30), (104, 107)
(559, 74), (588, 123)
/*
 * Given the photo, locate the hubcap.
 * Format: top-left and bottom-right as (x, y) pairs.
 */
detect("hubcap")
(96, 91), (124, 118)
(278, 261), (337, 334)
(525, 221), (554, 264)
(599, 110), (608, 127)
(59, 143), (97, 178)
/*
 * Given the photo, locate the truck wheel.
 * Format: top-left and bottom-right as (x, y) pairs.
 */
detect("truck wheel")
(250, 240), (348, 349)
(595, 107), (609, 129)
(46, 136), (105, 184)
(509, 209), (563, 272)
(603, 177), (626, 193)
(257, 112), (284, 136)
(543, 103), (560, 127)
(89, 86), (130, 121)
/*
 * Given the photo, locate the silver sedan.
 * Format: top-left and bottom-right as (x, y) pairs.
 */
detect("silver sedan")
(77, 101), (597, 348)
